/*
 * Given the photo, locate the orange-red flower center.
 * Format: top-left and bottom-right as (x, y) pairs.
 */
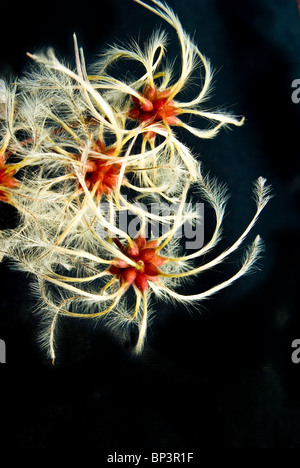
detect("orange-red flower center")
(0, 156), (19, 202)
(81, 140), (121, 198)
(109, 235), (166, 293)
(128, 84), (180, 132)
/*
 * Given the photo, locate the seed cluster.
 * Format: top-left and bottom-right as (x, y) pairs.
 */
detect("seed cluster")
(0, 0), (271, 362)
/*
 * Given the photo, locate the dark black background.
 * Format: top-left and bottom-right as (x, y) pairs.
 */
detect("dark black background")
(0, 0), (300, 451)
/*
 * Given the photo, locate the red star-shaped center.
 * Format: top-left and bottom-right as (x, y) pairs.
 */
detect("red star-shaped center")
(109, 235), (166, 293)
(128, 84), (180, 128)
(82, 140), (122, 198)
(0, 156), (19, 202)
